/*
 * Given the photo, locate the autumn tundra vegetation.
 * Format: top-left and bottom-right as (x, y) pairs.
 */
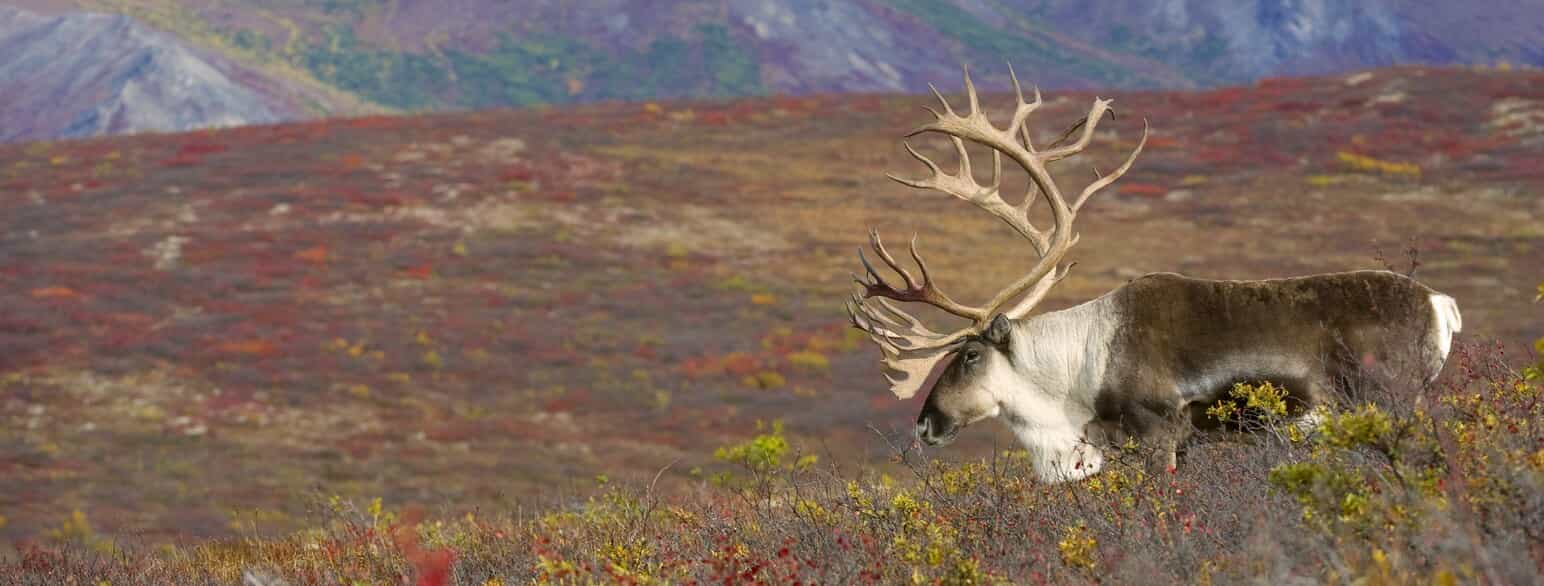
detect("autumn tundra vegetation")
(0, 65), (1541, 584)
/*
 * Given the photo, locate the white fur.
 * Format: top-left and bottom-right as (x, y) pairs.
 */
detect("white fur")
(1292, 407), (1329, 436)
(1428, 293), (1462, 363)
(986, 296), (1118, 482)
(1176, 352), (1312, 403)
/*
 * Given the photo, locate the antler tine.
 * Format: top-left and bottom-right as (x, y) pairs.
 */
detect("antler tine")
(847, 295), (962, 355)
(854, 247), (888, 289)
(1012, 143), (1038, 217)
(849, 297), (948, 350)
(906, 234), (935, 286)
(1073, 119), (1149, 212)
(854, 226), (985, 321)
(926, 83), (954, 118)
(870, 297), (940, 335)
(1001, 262), (1076, 320)
(846, 293), (972, 399)
(988, 148), (1003, 195)
(848, 284), (950, 342)
(1042, 97), (1115, 162)
(1004, 62), (1043, 146)
(951, 136), (972, 184)
(846, 299), (900, 351)
(962, 64), (981, 117)
(1008, 62), (1024, 105)
(867, 228), (919, 290)
(1045, 117), (1089, 151)
(887, 142), (939, 189)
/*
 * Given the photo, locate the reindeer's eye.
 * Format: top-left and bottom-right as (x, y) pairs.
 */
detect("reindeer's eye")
(963, 349), (981, 365)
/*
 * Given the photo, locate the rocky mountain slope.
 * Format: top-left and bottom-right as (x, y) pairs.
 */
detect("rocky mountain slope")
(978, 0), (1544, 84)
(0, 5), (289, 143)
(5, 1), (1541, 142)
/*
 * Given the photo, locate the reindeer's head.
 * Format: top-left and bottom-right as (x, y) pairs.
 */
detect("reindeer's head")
(916, 315), (1014, 446)
(845, 65), (1146, 448)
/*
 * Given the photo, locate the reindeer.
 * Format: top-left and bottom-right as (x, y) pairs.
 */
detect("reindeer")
(845, 67), (1463, 482)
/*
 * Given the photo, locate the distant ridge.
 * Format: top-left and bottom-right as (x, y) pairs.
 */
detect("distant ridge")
(5, 1), (1542, 142)
(0, 5), (287, 143)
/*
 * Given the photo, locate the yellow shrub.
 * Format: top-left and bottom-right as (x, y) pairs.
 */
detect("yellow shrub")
(1336, 151), (1421, 177)
(713, 420), (789, 473)
(787, 350), (830, 373)
(742, 370), (786, 389)
(1057, 523), (1097, 570)
(1207, 381), (1290, 424)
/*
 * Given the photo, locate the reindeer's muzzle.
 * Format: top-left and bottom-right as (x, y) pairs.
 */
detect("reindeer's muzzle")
(916, 410), (958, 447)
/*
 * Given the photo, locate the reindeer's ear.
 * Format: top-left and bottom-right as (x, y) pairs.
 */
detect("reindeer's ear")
(983, 314), (1013, 349)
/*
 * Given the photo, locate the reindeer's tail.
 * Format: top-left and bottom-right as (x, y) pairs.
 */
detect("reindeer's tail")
(1429, 293), (1462, 367)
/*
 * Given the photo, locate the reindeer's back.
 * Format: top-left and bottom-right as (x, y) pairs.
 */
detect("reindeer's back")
(1105, 270), (1448, 402)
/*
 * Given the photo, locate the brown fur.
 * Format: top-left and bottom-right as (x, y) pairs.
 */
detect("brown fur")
(1090, 270), (1449, 469)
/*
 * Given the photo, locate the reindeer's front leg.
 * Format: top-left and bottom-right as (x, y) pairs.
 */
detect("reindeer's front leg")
(1093, 395), (1188, 476)
(1082, 417), (1127, 450)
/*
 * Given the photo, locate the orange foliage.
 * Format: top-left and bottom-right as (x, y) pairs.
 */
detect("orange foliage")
(720, 353), (759, 377)
(401, 263), (434, 280)
(105, 312), (154, 325)
(1118, 183), (1168, 198)
(295, 245), (330, 264)
(30, 286), (80, 299)
(678, 352), (762, 379)
(218, 340), (279, 356)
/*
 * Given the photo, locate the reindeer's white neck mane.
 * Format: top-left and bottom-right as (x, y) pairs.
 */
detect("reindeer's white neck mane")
(998, 295), (1119, 482)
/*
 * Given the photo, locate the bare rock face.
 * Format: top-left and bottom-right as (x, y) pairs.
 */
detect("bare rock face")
(0, 5), (287, 143)
(981, 0), (1541, 83)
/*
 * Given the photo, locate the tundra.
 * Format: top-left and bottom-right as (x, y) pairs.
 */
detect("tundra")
(846, 67), (1461, 482)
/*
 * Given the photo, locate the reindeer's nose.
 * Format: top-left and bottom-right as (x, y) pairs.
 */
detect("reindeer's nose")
(916, 410), (957, 446)
(916, 414), (935, 443)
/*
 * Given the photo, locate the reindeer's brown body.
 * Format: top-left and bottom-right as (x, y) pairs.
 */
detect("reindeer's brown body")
(1088, 270), (1459, 464)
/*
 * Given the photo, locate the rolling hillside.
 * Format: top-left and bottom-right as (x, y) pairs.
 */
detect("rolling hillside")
(0, 65), (1540, 547)
(5, 0), (1544, 141)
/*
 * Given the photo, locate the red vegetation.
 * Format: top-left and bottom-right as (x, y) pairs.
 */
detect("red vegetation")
(0, 66), (1537, 548)
(1116, 182), (1168, 198)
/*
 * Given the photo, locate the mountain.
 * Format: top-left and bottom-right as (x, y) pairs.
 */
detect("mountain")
(0, 4), (384, 143)
(0, 5), (289, 143)
(988, 0), (1544, 83)
(5, 1), (1542, 142)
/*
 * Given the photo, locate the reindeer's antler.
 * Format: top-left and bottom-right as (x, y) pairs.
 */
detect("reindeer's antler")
(849, 65), (1148, 399)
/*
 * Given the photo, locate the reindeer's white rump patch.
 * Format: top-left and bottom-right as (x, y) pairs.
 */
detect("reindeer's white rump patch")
(1176, 352), (1313, 403)
(1429, 293), (1462, 363)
